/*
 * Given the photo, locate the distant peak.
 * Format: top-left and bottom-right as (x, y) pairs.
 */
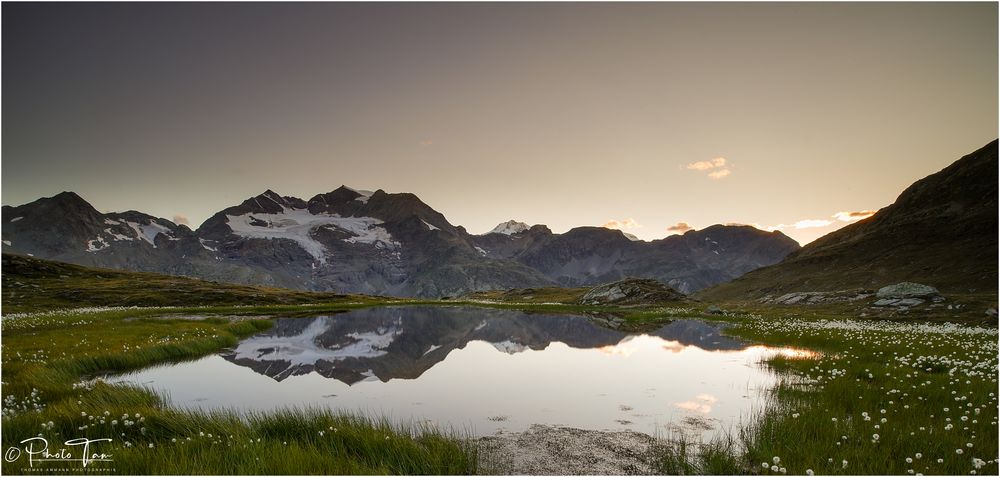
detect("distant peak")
(489, 220), (530, 235)
(51, 191), (87, 203)
(342, 185), (374, 198)
(44, 191), (96, 210)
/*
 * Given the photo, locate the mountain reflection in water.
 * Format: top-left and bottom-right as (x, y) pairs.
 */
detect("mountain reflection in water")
(108, 306), (808, 437)
(223, 307), (746, 384)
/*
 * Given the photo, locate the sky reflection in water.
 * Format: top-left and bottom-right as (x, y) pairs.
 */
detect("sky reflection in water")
(108, 306), (813, 438)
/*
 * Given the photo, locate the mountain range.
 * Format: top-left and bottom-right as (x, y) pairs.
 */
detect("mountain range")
(698, 139), (998, 301)
(1, 187), (799, 298)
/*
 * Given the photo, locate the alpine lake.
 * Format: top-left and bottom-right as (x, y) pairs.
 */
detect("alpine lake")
(105, 306), (814, 440)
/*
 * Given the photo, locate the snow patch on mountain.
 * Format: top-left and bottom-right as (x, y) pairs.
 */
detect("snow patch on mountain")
(199, 238), (218, 252)
(491, 340), (529, 354)
(489, 220), (530, 235)
(345, 186), (375, 204)
(226, 207), (399, 263)
(474, 246), (488, 256)
(104, 218), (121, 226)
(10, 217), (23, 223)
(105, 228), (134, 241)
(124, 221), (169, 247)
(421, 220), (439, 231)
(623, 232), (641, 241)
(86, 236), (109, 252)
(2, 240), (11, 246)
(423, 344), (442, 356)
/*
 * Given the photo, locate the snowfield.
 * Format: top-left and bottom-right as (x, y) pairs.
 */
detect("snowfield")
(226, 207), (400, 263)
(489, 220), (530, 235)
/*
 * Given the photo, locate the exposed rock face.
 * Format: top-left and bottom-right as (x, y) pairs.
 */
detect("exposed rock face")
(2, 186), (799, 297)
(761, 289), (874, 305)
(698, 140), (999, 301)
(579, 278), (686, 306)
(472, 224), (800, 293)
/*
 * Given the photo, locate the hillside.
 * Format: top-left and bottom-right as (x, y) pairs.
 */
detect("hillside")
(0, 253), (367, 313)
(698, 140), (998, 302)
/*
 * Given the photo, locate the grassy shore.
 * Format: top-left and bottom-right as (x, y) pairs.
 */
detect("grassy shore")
(1, 305), (477, 475)
(2, 254), (996, 474)
(656, 311), (998, 476)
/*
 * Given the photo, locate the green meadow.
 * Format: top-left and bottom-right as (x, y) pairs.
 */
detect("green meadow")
(1, 280), (996, 475)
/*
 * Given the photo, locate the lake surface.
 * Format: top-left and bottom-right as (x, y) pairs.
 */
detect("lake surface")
(107, 306), (811, 439)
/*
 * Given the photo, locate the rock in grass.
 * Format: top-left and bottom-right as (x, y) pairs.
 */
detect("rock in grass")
(579, 278), (685, 306)
(876, 282), (940, 300)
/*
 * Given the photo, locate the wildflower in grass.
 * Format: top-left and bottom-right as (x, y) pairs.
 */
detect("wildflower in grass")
(842, 460), (848, 468)
(148, 443), (154, 448)
(906, 458), (913, 464)
(957, 449), (964, 455)
(915, 453), (922, 459)
(806, 470), (814, 476)
(762, 463), (769, 469)
(771, 465), (779, 472)
(773, 457), (781, 464)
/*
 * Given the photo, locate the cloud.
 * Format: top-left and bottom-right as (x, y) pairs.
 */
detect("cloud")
(171, 214), (190, 226)
(792, 219), (833, 229)
(686, 157), (732, 179)
(685, 157), (726, 171)
(832, 210), (876, 222)
(674, 394), (719, 414)
(602, 218), (641, 230)
(726, 222), (764, 229)
(419, 139), (433, 147)
(708, 168), (731, 179)
(666, 222), (694, 234)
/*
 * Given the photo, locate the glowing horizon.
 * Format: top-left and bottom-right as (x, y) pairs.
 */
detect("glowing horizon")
(2, 3), (996, 247)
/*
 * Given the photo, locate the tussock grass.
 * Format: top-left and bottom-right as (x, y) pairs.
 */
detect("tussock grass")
(1, 307), (476, 475)
(654, 313), (999, 475)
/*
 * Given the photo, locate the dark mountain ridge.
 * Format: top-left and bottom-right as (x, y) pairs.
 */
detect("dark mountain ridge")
(3, 185), (800, 297)
(699, 139), (998, 301)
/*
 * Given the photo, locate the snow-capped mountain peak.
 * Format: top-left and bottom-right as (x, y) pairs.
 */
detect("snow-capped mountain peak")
(343, 186), (375, 204)
(488, 220), (530, 235)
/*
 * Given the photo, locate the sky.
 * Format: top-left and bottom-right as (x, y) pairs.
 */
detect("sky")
(3, 2), (997, 245)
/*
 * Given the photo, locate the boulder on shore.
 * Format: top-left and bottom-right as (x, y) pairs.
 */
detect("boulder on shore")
(579, 278), (686, 306)
(876, 282), (941, 300)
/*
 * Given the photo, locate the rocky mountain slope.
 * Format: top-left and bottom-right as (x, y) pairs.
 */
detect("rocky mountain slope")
(2, 186), (799, 297)
(698, 139), (998, 301)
